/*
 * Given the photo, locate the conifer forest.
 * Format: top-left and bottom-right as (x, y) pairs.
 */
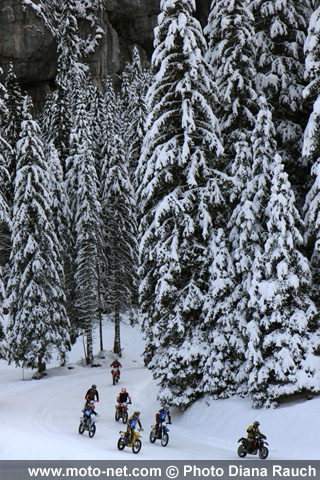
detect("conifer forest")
(1, 0), (320, 410)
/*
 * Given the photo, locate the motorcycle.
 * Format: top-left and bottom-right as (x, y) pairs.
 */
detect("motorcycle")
(111, 368), (120, 385)
(115, 403), (129, 424)
(237, 434), (269, 459)
(117, 429), (143, 454)
(149, 423), (170, 447)
(78, 401), (97, 438)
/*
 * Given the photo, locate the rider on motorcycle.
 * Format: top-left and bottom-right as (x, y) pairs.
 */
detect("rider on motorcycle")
(155, 404), (172, 433)
(110, 359), (122, 378)
(85, 384), (99, 405)
(82, 401), (98, 420)
(117, 387), (132, 406)
(247, 421), (266, 448)
(126, 411), (143, 443)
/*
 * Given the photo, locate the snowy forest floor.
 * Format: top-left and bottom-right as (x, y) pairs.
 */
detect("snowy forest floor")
(0, 317), (319, 460)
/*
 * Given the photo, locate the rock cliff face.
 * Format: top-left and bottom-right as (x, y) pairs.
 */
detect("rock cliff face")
(0, 0), (210, 107)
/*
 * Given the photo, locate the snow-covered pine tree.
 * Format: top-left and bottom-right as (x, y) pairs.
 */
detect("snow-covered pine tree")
(121, 47), (149, 188)
(97, 76), (118, 319)
(101, 132), (138, 356)
(85, 82), (104, 181)
(250, 0), (310, 200)
(204, 0), (258, 164)
(0, 74), (11, 342)
(237, 98), (283, 401)
(100, 76), (117, 162)
(2, 63), (24, 204)
(248, 154), (319, 407)
(303, 4), (320, 170)
(22, 0), (104, 60)
(41, 0), (87, 174)
(66, 85), (102, 364)
(0, 265), (5, 344)
(46, 142), (71, 283)
(137, 0), (224, 408)
(198, 228), (238, 398)
(202, 0), (262, 399)
(6, 96), (70, 373)
(303, 4), (320, 314)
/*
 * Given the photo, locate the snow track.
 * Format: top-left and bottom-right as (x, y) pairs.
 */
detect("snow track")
(0, 320), (319, 460)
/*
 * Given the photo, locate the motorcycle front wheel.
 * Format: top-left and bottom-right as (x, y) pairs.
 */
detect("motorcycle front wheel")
(122, 411), (128, 424)
(132, 439), (142, 454)
(78, 423), (85, 435)
(161, 433), (169, 447)
(259, 447), (269, 459)
(89, 424), (96, 438)
(117, 438), (126, 450)
(149, 431), (156, 443)
(115, 410), (120, 421)
(237, 445), (247, 458)
(113, 375), (116, 385)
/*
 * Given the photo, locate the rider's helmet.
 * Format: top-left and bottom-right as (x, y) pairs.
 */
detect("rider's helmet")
(92, 384), (97, 389)
(133, 411), (140, 419)
(163, 404), (169, 412)
(114, 358), (118, 362)
(121, 387), (126, 393)
(253, 421), (260, 427)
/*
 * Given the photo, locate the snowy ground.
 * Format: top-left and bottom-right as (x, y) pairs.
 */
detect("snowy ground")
(0, 317), (319, 460)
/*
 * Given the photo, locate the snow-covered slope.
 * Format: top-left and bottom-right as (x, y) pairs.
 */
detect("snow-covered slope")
(0, 318), (319, 460)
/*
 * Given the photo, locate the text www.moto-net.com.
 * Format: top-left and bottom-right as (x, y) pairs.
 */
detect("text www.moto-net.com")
(27, 466), (182, 479)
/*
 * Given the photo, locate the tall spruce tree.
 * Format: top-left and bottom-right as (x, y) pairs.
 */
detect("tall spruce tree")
(248, 155), (319, 407)
(204, 0), (259, 164)
(101, 132), (138, 356)
(3, 63), (24, 204)
(137, 0), (224, 408)
(303, 3), (320, 317)
(6, 97), (70, 373)
(202, 0), (262, 399)
(250, 0), (310, 200)
(198, 228), (238, 398)
(0, 74), (11, 342)
(66, 86), (102, 364)
(0, 71), (11, 256)
(121, 47), (150, 188)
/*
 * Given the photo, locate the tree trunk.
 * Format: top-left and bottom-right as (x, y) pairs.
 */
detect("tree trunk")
(38, 355), (46, 373)
(113, 298), (121, 357)
(97, 264), (103, 352)
(86, 328), (94, 365)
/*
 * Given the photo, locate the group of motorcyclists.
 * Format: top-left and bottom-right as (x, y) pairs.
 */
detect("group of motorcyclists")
(81, 354), (267, 456)
(81, 354), (172, 447)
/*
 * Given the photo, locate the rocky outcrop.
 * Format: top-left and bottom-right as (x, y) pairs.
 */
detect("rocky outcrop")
(0, 0), (210, 108)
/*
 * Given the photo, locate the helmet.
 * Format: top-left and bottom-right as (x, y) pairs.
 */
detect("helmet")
(163, 404), (169, 412)
(253, 421), (260, 427)
(114, 358), (118, 362)
(121, 388), (126, 393)
(92, 384), (97, 389)
(133, 411), (140, 418)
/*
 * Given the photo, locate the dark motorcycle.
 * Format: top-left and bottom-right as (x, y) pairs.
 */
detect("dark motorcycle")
(117, 429), (143, 454)
(149, 423), (170, 447)
(115, 403), (129, 424)
(237, 434), (269, 459)
(78, 402), (97, 438)
(111, 368), (120, 385)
